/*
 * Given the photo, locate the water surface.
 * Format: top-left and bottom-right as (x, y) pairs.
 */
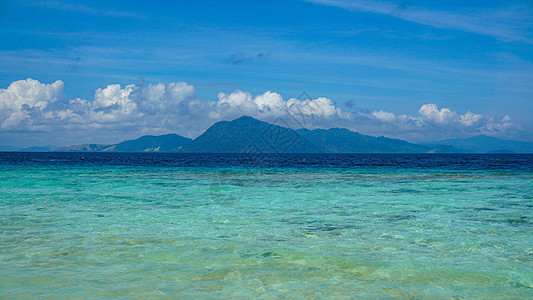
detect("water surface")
(1, 153), (532, 298)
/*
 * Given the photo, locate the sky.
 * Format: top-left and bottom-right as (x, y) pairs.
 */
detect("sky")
(1, 0), (532, 147)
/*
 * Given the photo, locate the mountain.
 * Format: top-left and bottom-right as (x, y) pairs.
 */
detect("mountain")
(0, 145), (55, 152)
(53, 134), (192, 152)
(53, 144), (114, 152)
(177, 116), (450, 153)
(19, 146), (53, 152)
(176, 116), (318, 153)
(437, 135), (533, 153)
(297, 127), (441, 153)
(111, 134), (192, 152)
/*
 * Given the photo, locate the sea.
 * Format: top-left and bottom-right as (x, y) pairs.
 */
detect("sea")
(1, 152), (532, 299)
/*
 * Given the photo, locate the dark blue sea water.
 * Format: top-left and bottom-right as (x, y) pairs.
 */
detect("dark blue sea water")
(1, 153), (532, 298)
(1, 152), (533, 169)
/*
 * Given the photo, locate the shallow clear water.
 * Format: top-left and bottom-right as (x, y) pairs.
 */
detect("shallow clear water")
(1, 153), (532, 298)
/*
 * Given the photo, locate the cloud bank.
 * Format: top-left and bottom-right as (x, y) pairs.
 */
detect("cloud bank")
(0, 78), (521, 146)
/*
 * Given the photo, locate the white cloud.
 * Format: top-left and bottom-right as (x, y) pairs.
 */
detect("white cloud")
(459, 111), (482, 127)
(0, 78), (523, 146)
(419, 103), (456, 125)
(253, 91), (285, 112)
(0, 79), (342, 144)
(0, 78), (63, 129)
(92, 84), (140, 123)
(217, 90), (256, 115)
(215, 90), (339, 120)
(287, 97), (338, 118)
(364, 104), (517, 141)
(372, 109), (396, 122)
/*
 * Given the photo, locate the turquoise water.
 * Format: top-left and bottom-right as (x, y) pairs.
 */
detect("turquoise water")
(1, 155), (532, 298)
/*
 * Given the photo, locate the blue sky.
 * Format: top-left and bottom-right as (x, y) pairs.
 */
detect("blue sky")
(1, 0), (532, 147)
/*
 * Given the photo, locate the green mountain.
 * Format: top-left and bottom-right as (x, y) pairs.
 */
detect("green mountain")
(0, 145), (55, 152)
(177, 116), (450, 153)
(438, 135), (533, 153)
(53, 144), (114, 152)
(19, 146), (53, 152)
(297, 127), (437, 153)
(176, 116), (318, 153)
(110, 134), (192, 152)
(61, 117), (533, 154)
(53, 134), (191, 152)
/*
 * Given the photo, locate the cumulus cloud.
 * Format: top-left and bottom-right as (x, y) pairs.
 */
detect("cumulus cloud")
(372, 110), (396, 122)
(92, 84), (139, 123)
(0, 78), (524, 146)
(0, 79), (342, 145)
(364, 104), (517, 141)
(214, 90), (339, 122)
(459, 111), (482, 127)
(419, 104), (456, 125)
(0, 78), (63, 129)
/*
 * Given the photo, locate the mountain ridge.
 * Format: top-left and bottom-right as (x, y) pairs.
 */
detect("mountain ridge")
(53, 134), (192, 152)
(437, 134), (533, 153)
(5, 116), (533, 153)
(175, 116), (452, 153)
